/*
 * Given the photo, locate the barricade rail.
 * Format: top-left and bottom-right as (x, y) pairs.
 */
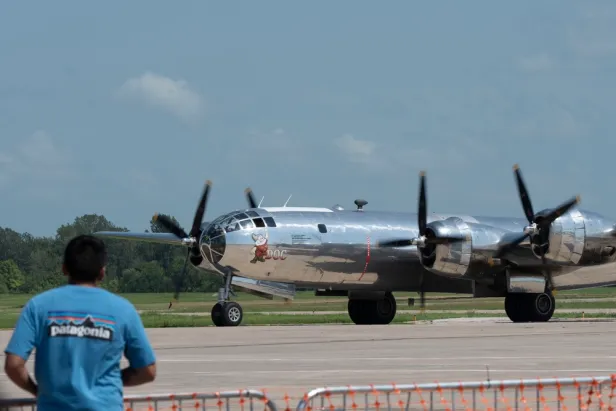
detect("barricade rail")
(296, 375), (616, 411)
(0, 389), (278, 411)
(1, 375), (615, 411)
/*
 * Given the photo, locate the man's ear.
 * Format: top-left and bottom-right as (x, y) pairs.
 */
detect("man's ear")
(98, 266), (106, 281)
(62, 264), (69, 277)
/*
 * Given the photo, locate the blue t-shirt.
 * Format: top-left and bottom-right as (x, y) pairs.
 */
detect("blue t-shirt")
(4, 285), (156, 410)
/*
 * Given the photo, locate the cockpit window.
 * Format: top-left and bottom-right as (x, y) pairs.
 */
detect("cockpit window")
(225, 221), (240, 233)
(209, 211), (277, 232)
(240, 219), (255, 229)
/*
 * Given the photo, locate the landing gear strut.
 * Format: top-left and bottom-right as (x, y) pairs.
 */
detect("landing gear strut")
(347, 292), (397, 325)
(211, 273), (243, 327)
(504, 291), (555, 322)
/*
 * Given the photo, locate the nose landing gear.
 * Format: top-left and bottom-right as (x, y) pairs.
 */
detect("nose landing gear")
(210, 272), (244, 327)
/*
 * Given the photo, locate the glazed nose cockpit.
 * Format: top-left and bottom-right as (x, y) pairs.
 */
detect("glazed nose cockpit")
(199, 210), (277, 266)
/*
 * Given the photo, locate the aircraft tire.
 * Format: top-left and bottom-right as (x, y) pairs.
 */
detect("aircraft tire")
(222, 301), (243, 327)
(375, 292), (397, 324)
(347, 293), (396, 325)
(347, 299), (370, 324)
(504, 293), (530, 322)
(504, 292), (555, 323)
(528, 292), (555, 322)
(211, 302), (225, 327)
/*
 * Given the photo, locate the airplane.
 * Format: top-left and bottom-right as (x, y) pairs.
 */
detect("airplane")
(94, 164), (616, 327)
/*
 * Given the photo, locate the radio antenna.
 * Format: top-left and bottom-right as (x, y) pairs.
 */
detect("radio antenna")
(283, 194), (292, 207)
(258, 196), (265, 207)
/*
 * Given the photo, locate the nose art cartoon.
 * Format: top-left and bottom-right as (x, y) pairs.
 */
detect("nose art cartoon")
(250, 232), (269, 263)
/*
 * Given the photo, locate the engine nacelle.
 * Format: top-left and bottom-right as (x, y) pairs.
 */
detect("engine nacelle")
(419, 217), (509, 279)
(419, 217), (473, 278)
(535, 208), (586, 265)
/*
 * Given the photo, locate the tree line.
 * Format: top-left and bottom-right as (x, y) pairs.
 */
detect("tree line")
(0, 214), (222, 295)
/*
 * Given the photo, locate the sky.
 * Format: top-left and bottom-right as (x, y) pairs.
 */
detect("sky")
(1, 0), (616, 237)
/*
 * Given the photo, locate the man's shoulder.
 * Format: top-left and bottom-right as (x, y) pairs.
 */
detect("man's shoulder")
(30, 286), (136, 309)
(104, 292), (137, 309)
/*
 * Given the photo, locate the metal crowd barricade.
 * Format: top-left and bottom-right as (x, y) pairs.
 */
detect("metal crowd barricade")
(296, 375), (616, 411)
(0, 389), (278, 411)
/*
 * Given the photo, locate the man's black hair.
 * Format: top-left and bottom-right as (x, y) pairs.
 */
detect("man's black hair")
(63, 235), (108, 283)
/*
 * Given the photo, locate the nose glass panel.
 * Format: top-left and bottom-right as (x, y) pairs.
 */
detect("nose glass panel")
(200, 210), (278, 265)
(201, 223), (225, 264)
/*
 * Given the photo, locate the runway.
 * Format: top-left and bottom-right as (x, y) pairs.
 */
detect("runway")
(0, 319), (615, 408)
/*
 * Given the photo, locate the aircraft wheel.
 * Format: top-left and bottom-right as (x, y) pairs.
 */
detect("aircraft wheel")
(348, 299), (371, 324)
(211, 302), (225, 327)
(529, 292), (555, 322)
(347, 294), (397, 325)
(222, 301), (243, 327)
(374, 292), (397, 325)
(504, 292), (555, 323)
(504, 293), (530, 322)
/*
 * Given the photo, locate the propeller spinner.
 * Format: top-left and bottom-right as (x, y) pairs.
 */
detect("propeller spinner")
(378, 171), (466, 308)
(152, 180), (212, 309)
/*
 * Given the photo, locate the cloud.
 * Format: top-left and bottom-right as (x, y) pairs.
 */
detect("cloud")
(244, 128), (304, 160)
(0, 131), (74, 192)
(332, 132), (499, 175)
(567, 5), (616, 57)
(116, 72), (205, 122)
(333, 133), (428, 171)
(334, 134), (376, 162)
(517, 54), (554, 72)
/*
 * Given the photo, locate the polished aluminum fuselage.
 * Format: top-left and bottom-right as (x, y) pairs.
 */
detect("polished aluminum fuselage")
(196, 206), (616, 293)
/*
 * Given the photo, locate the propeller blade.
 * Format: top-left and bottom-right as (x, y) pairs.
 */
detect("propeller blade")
(245, 187), (258, 208)
(379, 171), (466, 250)
(494, 232), (529, 258)
(540, 195), (581, 227)
(189, 180), (212, 238)
(378, 239), (415, 248)
(418, 270), (426, 310)
(541, 254), (555, 291)
(513, 164), (535, 224)
(169, 248), (191, 309)
(424, 235), (467, 245)
(418, 171), (427, 236)
(153, 214), (189, 239)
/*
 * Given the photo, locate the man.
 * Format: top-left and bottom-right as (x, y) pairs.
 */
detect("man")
(4, 234), (157, 410)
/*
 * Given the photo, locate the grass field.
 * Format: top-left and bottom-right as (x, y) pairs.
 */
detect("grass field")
(0, 288), (614, 328)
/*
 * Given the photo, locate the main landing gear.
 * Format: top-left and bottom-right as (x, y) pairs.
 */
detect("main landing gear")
(504, 291), (555, 322)
(347, 292), (397, 325)
(211, 273), (244, 327)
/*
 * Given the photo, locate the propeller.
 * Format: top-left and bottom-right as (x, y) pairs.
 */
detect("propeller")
(378, 171), (466, 308)
(378, 172), (466, 249)
(152, 180), (212, 309)
(245, 187), (258, 208)
(493, 164), (580, 260)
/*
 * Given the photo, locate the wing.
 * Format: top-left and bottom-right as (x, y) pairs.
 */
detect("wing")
(94, 231), (187, 246)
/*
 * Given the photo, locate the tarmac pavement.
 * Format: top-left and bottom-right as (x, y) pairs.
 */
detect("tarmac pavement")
(0, 319), (614, 409)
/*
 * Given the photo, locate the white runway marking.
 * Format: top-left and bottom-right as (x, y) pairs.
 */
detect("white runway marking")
(190, 369), (616, 376)
(157, 355), (616, 363)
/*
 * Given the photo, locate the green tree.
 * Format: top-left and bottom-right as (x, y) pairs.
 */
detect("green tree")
(0, 213), (222, 295)
(0, 259), (25, 293)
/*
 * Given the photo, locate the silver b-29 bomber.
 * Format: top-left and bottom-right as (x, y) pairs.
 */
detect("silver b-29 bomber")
(95, 165), (616, 327)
